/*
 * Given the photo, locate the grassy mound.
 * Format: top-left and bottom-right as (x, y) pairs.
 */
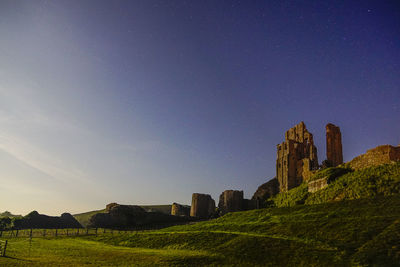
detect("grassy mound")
(270, 162), (400, 207)
(79, 195), (400, 266)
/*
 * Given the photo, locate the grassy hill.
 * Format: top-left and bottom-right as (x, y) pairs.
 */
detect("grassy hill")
(2, 163), (400, 265)
(271, 162), (400, 207)
(0, 211), (21, 218)
(73, 205), (172, 227)
(2, 195), (400, 266)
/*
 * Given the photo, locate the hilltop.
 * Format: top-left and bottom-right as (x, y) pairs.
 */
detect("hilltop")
(270, 162), (400, 207)
(73, 205), (172, 227)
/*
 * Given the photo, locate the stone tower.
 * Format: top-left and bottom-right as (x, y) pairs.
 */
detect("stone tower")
(218, 190), (244, 215)
(276, 122), (318, 192)
(326, 123), (343, 167)
(190, 193), (215, 218)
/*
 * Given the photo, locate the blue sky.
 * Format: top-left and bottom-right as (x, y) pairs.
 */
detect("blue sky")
(1, 0), (399, 215)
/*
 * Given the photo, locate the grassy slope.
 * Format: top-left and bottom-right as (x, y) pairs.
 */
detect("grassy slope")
(271, 162), (400, 207)
(2, 163), (400, 266)
(3, 195), (399, 266)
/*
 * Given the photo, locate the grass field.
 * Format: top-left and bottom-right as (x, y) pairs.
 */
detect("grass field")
(2, 195), (400, 266)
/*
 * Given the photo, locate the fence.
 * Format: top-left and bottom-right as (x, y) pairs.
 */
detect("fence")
(0, 221), (192, 239)
(0, 240), (7, 257)
(0, 228), (135, 238)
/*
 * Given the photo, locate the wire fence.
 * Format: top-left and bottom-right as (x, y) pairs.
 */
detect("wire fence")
(0, 221), (195, 239)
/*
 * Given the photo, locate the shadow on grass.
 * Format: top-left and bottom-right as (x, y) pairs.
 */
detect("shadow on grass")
(3, 255), (33, 262)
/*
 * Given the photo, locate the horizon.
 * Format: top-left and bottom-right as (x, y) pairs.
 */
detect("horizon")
(1, 0), (399, 216)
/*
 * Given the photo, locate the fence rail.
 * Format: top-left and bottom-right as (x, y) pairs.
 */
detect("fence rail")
(0, 228), (136, 238)
(0, 221), (192, 239)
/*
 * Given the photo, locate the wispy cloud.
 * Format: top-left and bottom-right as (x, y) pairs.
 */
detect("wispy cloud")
(0, 132), (89, 183)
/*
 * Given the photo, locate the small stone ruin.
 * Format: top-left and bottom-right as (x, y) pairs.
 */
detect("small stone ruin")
(349, 144), (400, 170)
(171, 203), (190, 217)
(218, 190), (244, 215)
(190, 193), (215, 218)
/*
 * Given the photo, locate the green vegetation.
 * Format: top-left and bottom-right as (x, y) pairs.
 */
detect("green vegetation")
(2, 163), (400, 265)
(0, 236), (217, 266)
(0, 211), (20, 218)
(2, 195), (400, 266)
(308, 166), (352, 182)
(270, 162), (400, 207)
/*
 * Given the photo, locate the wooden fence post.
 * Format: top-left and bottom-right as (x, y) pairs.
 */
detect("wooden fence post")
(30, 229), (33, 239)
(3, 240), (7, 257)
(55, 229), (58, 237)
(86, 228), (89, 235)
(95, 228), (98, 236)
(43, 229), (46, 237)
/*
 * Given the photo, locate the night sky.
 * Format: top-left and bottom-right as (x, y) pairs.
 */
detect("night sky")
(1, 0), (399, 215)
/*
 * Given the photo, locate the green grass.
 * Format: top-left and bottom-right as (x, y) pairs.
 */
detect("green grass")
(0, 237), (218, 266)
(3, 163), (400, 266)
(270, 162), (400, 207)
(3, 195), (400, 266)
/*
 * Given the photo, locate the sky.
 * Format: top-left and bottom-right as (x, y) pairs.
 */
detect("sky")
(0, 0), (399, 215)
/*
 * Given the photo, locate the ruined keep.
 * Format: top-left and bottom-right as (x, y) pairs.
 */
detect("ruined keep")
(190, 193), (215, 218)
(326, 123), (343, 167)
(171, 203), (190, 217)
(218, 190), (244, 215)
(276, 122), (318, 192)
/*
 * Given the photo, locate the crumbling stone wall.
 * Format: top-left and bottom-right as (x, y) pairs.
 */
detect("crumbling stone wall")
(326, 123), (343, 167)
(218, 190), (243, 215)
(251, 177), (279, 204)
(190, 193), (215, 218)
(171, 203), (190, 216)
(348, 145), (400, 170)
(276, 122), (319, 192)
(106, 202), (118, 212)
(308, 177), (328, 193)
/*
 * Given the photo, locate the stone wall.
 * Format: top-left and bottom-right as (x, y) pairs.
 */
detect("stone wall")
(251, 177), (279, 203)
(190, 193), (216, 218)
(106, 202), (119, 212)
(308, 177), (328, 193)
(348, 145), (400, 170)
(171, 203), (190, 217)
(326, 123), (343, 167)
(218, 190), (243, 215)
(276, 122), (319, 192)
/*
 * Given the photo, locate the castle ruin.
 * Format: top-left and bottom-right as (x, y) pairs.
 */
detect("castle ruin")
(276, 122), (318, 192)
(171, 203), (191, 217)
(326, 123), (343, 167)
(190, 193), (215, 218)
(218, 190), (244, 215)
